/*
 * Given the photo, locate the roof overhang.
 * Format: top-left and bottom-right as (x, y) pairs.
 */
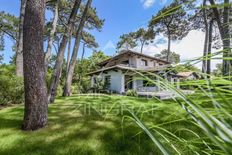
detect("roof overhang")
(87, 65), (173, 76)
(97, 50), (170, 66)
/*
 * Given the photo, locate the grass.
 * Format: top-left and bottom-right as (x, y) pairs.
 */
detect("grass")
(1, 93), (231, 155)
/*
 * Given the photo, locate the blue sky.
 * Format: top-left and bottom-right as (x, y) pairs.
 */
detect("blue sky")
(0, 0), (170, 63)
(90, 0), (168, 53)
(1, 0), (220, 69)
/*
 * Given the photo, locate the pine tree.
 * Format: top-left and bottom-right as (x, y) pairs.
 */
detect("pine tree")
(149, 0), (189, 62)
(22, 0), (48, 130)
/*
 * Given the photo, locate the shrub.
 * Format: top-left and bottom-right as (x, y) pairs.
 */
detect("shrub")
(92, 76), (106, 93)
(0, 65), (24, 105)
(77, 77), (91, 93)
(126, 89), (138, 97)
(71, 85), (78, 94)
(56, 84), (63, 97)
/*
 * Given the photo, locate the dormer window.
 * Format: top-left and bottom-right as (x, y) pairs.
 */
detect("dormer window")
(141, 59), (148, 66)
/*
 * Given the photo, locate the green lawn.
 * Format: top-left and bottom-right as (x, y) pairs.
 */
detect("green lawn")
(0, 94), (231, 155)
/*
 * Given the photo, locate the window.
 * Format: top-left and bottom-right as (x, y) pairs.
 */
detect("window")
(141, 59), (148, 66)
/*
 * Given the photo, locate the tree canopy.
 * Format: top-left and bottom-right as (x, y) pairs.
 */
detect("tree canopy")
(149, 0), (190, 61)
(155, 49), (180, 64)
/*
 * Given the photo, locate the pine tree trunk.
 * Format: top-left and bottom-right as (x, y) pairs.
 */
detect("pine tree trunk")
(81, 43), (86, 60)
(167, 33), (171, 62)
(202, 0), (208, 74)
(66, 34), (72, 74)
(22, 0), (48, 131)
(63, 34), (71, 94)
(209, 0), (231, 75)
(78, 43), (86, 93)
(140, 41), (145, 54)
(207, 20), (213, 75)
(63, 0), (92, 97)
(48, 0), (81, 103)
(44, 0), (59, 74)
(16, 0), (27, 77)
(222, 0), (231, 76)
(16, 53), (23, 76)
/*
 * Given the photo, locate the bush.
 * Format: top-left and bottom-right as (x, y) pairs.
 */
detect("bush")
(0, 65), (24, 105)
(56, 84), (63, 97)
(71, 85), (78, 94)
(91, 76), (106, 93)
(77, 77), (91, 93)
(126, 89), (138, 97)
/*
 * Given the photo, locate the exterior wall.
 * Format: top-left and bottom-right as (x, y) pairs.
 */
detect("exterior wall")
(91, 71), (180, 94)
(103, 53), (167, 69)
(135, 57), (164, 69)
(92, 70), (124, 94)
(130, 56), (137, 67)
(91, 51), (175, 94)
(109, 70), (124, 93)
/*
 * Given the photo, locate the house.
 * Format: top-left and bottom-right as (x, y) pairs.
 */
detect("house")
(177, 71), (200, 80)
(88, 50), (182, 94)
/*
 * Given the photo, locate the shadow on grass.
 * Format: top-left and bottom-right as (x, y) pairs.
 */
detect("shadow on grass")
(0, 96), (158, 155)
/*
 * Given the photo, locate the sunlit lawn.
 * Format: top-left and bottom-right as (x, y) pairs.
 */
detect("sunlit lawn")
(1, 94), (231, 155)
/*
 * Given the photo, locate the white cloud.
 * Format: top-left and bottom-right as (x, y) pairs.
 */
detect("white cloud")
(141, 0), (155, 9)
(140, 0), (168, 8)
(134, 30), (222, 70)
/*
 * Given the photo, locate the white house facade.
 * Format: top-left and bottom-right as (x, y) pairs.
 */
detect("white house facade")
(88, 50), (181, 94)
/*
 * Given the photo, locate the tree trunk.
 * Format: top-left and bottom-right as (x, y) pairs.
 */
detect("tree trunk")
(140, 41), (145, 54)
(207, 20), (213, 75)
(64, 34), (71, 92)
(209, 0), (231, 75)
(208, 0), (223, 35)
(167, 32), (171, 62)
(44, 0), (59, 74)
(16, 0), (27, 77)
(222, 0), (231, 76)
(78, 43), (86, 93)
(202, 0), (208, 74)
(63, 0), (92, 97)
(48, 0), (81, 103)
(81, 43), (86, 60)
(66, 34), (72, 74)
(22, 0), (48, 131)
